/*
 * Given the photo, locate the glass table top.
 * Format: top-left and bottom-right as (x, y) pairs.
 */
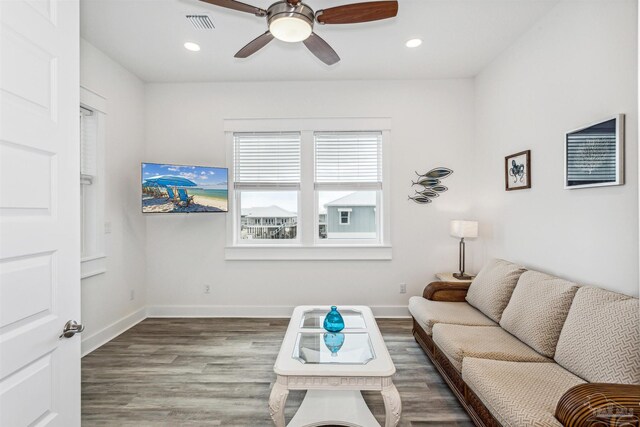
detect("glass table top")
(293, 332), (375, 365)
(300, 308), (366, 329)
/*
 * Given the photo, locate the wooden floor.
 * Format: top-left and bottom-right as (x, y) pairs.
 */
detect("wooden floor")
(82, 318), (472, 426)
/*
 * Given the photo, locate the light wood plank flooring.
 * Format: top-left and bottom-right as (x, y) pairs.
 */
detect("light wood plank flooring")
(82, 318), (472, 426)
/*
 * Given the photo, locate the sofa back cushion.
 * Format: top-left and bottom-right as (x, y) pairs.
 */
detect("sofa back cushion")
(499, 270), (579, 357)
(465, 259), (526, 323)
(554, 287), (640, 384)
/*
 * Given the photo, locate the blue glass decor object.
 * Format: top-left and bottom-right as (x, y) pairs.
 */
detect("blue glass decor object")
(323, 332), (345, 357)
(323, 306), (345, 332)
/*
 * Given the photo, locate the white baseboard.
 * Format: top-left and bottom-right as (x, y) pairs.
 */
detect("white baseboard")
(82, 305), (410, 355)
(81, 307), (147, 357)
(146, 305), (410, 318)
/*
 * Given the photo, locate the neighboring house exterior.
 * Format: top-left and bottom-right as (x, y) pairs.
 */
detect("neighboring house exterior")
(324, 192), (376, 239)
(242, 192), (376, 240)
(241, 206), (297, 239)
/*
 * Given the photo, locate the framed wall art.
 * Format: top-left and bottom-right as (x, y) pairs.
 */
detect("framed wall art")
(565, 115), (624, 189)
(505, 150), (531, 191)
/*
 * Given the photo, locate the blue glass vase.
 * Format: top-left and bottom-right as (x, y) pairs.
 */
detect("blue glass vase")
(323, 332), (345, 356)
(323, 306), (345, 332)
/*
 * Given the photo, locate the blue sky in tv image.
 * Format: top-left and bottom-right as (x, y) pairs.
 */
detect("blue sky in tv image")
(141, 163), (228, 213)
(142, 163), (227, 189)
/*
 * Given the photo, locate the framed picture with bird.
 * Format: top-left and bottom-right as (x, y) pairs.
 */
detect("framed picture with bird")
(505, 150), (531, 191)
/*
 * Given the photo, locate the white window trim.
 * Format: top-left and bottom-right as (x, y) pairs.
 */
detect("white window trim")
(339, 210), (351, 225)
(224, 118), (392, 261)
(80, 86), (107, 277)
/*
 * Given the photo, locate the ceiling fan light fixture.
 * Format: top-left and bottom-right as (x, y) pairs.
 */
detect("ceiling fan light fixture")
(267, 2), (315, 43)
(269, 16), (312, 42)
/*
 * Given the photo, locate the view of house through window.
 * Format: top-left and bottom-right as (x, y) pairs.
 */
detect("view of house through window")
(318, 191), (378, 240)
(240, 191), (298, 240)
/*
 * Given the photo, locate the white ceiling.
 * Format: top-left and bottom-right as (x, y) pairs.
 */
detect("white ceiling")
(80, 0), (559, 82)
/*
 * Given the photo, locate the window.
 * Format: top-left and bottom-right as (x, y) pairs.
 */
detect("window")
(80, 106), (99, 257)
(315, 132), (382, 242)
(233, 133), (301, 242)
(79, 87), (107, 278)
(226, 118), (390, 260)
(340, 210), (351, 225)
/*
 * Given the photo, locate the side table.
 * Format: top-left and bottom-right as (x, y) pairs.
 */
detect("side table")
(435, 272), (475, 284)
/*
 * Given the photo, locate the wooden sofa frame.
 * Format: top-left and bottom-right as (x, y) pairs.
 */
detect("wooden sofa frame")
(412, 281), (640, 427)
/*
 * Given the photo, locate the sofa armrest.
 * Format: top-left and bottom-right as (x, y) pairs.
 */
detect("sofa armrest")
(556, 383), (640, 427)
(422, 281), (471, 302)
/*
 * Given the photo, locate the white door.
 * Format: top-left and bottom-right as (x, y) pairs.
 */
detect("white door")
(0, 0), (81, 425)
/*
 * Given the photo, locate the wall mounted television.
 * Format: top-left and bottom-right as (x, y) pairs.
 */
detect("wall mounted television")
(141, 162), (228, 213)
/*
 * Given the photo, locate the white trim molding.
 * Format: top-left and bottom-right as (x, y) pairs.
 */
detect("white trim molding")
(81, 307), (147, 356)
(81, 254), (107, 279)
(147, 305), (409, 318)
(225, 245), (392, 261)
(81, 304), (409, 356)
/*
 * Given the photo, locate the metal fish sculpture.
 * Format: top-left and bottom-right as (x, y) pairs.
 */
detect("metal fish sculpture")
(409, 167), (453, 205)
(416, 189), (439, 198)
(422, 167), (453, 179)
(408, 195), (432, 204)
(412, 177), (440, 187)
(431, 185), (448, 193)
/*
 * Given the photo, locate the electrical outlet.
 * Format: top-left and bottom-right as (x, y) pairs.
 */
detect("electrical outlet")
(130, 290), (135, 301)
(204, 285), (211, 294)
(400, 283), (407, 294)
(104, 222), (112, 234)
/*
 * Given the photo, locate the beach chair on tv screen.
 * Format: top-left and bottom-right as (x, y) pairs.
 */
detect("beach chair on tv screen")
(177, 188), (194, 207)
(166, 187), (178, 203)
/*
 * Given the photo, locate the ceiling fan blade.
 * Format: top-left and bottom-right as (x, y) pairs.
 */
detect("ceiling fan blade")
(198, 0), (266, 17)
(235, 31), (275, 58)
(316, 1), (398, 24)
(303, 33), (340, 65)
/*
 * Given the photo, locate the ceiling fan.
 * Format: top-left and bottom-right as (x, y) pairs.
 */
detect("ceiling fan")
(198, 0), (399, 65)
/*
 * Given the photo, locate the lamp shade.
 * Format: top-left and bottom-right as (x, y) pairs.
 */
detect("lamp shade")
(450, 220), (478, 239)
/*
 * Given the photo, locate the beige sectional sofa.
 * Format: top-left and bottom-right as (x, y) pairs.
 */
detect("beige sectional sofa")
(409, 259), (640, 427)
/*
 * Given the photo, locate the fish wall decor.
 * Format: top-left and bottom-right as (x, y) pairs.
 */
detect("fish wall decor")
(409, 167), (453, 204)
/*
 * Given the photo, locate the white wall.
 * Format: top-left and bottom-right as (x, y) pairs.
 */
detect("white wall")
(143, 80), (476, 315)
(80, 39), (147, 353)
(473, 0), (638, 296)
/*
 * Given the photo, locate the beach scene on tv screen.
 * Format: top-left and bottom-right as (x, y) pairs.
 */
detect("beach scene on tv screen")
(142, 163), (228, 213)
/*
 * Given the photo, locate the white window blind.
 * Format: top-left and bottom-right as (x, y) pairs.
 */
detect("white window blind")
(233, 132), (301, 189)
(80, 108), (98, 183)
(315, 132), (382, 189)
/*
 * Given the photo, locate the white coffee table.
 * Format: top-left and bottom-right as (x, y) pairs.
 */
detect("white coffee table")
(269, 306), (401, 427)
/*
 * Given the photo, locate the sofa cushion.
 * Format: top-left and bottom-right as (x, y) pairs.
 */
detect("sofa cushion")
(499, 270), (579, 358)
(465, 259), (526, 323)
(432, 324), (550, 372)
(462, 358), (585, 427)
(408, 296), (496, 336)
(554, 287), (640, 384)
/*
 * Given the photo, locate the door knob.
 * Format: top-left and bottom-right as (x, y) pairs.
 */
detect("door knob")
(59, 320), (85, 339)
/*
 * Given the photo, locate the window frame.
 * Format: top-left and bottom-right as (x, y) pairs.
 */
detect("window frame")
(232, 131), (302, 245)
(224, 118), (392, 261)
(79, 86), (108, 279)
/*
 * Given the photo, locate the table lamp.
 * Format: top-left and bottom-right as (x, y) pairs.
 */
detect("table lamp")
(450, 220), (478, 280)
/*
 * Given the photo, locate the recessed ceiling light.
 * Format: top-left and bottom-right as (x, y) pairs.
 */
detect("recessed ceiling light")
(405, 38), (423, 48)
(184, 42), (201, 52)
